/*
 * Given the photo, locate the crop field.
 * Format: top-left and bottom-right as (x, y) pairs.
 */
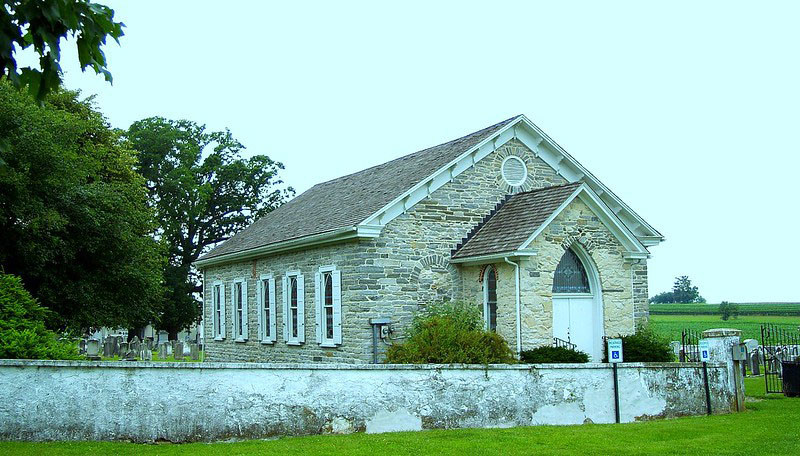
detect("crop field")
(649, 314), (800, 342)
(649, 302), (800, 316)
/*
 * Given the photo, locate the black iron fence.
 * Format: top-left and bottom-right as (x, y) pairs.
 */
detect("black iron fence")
(681, 328), (702, 362)
(760, 323), (800, 394)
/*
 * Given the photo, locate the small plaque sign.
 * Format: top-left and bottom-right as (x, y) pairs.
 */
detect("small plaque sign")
(699, 339), (711, 362)
(607, 338), (623, 363)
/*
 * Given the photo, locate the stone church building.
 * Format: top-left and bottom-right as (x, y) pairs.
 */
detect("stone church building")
(196, 115), (662, 363)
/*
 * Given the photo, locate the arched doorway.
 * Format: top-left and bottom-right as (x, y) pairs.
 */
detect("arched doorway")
(552, 246), (603, 360)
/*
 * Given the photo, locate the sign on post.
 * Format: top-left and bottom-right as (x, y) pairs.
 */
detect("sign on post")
(699, 340), (711, 362)
(607, 338), (623, 363)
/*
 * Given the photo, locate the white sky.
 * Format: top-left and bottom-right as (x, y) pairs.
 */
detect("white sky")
(38, 1), (799, 303)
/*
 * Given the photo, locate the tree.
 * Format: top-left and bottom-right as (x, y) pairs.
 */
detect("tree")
(1, 0), (124, 103)
(0, 80), (164, 331)
(671, 276), (704, 303)
(0, 271), (78, 359)
(719, 301), (739, 321)
(125, 117), (293, 339)
(649, 291), (675, 304)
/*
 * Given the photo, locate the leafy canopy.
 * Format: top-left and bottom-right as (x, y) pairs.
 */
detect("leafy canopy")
(0, 80), (165, 331)
(0, 0), (124, 102)
(0, 272), (78, 359)
(125, 117), (293, 337)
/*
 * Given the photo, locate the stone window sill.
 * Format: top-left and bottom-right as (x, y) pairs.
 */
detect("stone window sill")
(286, 341), (302, 346)
(260, 340), (275, 345)
(213, 336), (225, 342)
(234, 338), (248, 344)
(319, 342), (339, 348)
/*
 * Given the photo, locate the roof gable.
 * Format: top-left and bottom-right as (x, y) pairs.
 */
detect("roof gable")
(451, 183), (649, 263)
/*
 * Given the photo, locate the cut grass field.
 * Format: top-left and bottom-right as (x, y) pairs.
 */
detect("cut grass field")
(650, 302), (800, 316)
(1, 378), (796, 455)
(649, 314), (800, 342)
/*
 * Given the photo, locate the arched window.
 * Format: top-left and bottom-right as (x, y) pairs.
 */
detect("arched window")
(553, 249), (590, 293)
(483, 266), (498, 331)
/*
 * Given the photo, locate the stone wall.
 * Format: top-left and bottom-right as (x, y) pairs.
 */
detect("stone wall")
(0, 360), (737, 442)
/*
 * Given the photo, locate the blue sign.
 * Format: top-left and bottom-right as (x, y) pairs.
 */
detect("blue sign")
(607, 338), (623, 363)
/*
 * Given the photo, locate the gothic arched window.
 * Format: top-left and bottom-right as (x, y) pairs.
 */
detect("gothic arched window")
(553, 249), (590, 293)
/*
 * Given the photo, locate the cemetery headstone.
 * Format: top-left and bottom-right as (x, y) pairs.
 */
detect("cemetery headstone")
(79, 339), (87, 355)
(103, 338), (114, 357)
(124, 349), (137, 361)
(190, 343), (200, 360)
(86, 339), (101, 360)
(140, 347), (152, 361)
(158, 342), (167, 360)
(119, 342), (129, 355)
(750, 350), (761, 375)
(174, 342), (184, 361)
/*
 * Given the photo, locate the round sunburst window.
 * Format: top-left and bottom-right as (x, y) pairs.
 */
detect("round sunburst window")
(501, 155), (527, 186)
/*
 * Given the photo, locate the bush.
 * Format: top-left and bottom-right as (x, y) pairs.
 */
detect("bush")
(603, 326), (673, 362)
(385, 301), (515, 364)
(719, 301), (739, 321)
(0, 273), (79, 359)
(520, 346), (589, 363)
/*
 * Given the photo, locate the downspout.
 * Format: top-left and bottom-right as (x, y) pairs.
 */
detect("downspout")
(504, 257), (522, 357)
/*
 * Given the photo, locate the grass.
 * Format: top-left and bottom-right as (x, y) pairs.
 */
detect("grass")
(649, 314), (800, 342)
(650, 302), (800, 316)
(1, 378), (797, 455)
(97, 351), (202, 363)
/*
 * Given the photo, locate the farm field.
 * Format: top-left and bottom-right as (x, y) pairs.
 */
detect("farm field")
(650, 302), (800, 316)
(1, 378), (795, 456)
(648, 314), (800, 342)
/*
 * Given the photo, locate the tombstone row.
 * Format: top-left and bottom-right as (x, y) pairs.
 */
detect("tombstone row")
(81, 337), (201, 361)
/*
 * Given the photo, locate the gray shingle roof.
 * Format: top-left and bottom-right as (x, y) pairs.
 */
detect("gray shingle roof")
(451, 182), (582, 260)
(199, 115), (521, 261)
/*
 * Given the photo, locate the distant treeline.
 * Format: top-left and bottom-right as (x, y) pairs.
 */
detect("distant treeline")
(650, 302), (800, 316)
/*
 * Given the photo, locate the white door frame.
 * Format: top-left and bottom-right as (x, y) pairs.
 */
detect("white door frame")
(552, 245), (604, 360)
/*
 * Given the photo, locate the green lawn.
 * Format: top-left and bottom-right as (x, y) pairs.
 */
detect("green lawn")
(650, 302), (800, 316)
(649, 314), (800, 342)
(1, 378), (797, 455)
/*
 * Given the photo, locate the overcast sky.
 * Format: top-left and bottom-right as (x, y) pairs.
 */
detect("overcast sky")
(39, 1), (799, 303)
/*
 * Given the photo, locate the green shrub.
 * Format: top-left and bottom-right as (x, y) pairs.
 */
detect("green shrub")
(385, 301), (515, 364)
(0, 273), (79, 359)
(520, 346), (589, 363)
(603, 326), (673, 362)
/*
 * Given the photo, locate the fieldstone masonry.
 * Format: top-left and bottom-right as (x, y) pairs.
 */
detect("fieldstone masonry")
(203, 140), (650, 363)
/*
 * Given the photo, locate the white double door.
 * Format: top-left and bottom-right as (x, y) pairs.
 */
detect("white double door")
(552, 294), (599, 361)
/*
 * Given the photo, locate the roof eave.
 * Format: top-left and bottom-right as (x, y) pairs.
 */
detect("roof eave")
(450, 249), (538, 265)
(194, 225), (382, 269)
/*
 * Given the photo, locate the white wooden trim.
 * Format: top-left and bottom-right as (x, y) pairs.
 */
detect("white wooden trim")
(258, 274), (275, 343)
(212, 281), (225, 340)
(296, 273), (305, 344)
(283, 271), (304, 345)
(232, 278), (247, 341)
(332, 269), (342, 345)
(314, 271), (322, 344)
(281, 275), (289, 342)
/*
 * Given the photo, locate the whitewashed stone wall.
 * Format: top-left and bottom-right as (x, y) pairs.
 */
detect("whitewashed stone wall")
(0, 360), (736, 442)
(203, 139), (649, 363)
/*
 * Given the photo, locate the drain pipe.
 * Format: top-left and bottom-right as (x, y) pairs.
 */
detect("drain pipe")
(504, 257), (522, 357)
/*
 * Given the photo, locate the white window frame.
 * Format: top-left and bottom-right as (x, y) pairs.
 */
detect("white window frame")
(231, 277), (248, 342)
(282, 271), (305, 345)
(315, 265), (342, 347)
(483, 267), (497, 332)
(212, 281), (226, 340)
(257, 274), (277, 344)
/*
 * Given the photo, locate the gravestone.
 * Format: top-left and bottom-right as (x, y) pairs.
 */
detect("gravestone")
(145, 337), (154, 351)
(750, 350), (760, 375)
(103, 337), (114, 357)
(119, 342), (129, 355)
(85, 339), (101, 361)
(79, 339), (87, 355)
(158, 342), (167, 360)
(123, 349), (137, 361)
(140, 347), (152, 361)
(190, 343), (200, 360)
(743, 339), (759, 353)
(174, 342), (184, 361)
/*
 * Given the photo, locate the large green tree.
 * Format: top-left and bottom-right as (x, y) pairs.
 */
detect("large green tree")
(1, 0), (124, 102)
(125, 118), (292, 339)
(0, 80), (164, 331)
